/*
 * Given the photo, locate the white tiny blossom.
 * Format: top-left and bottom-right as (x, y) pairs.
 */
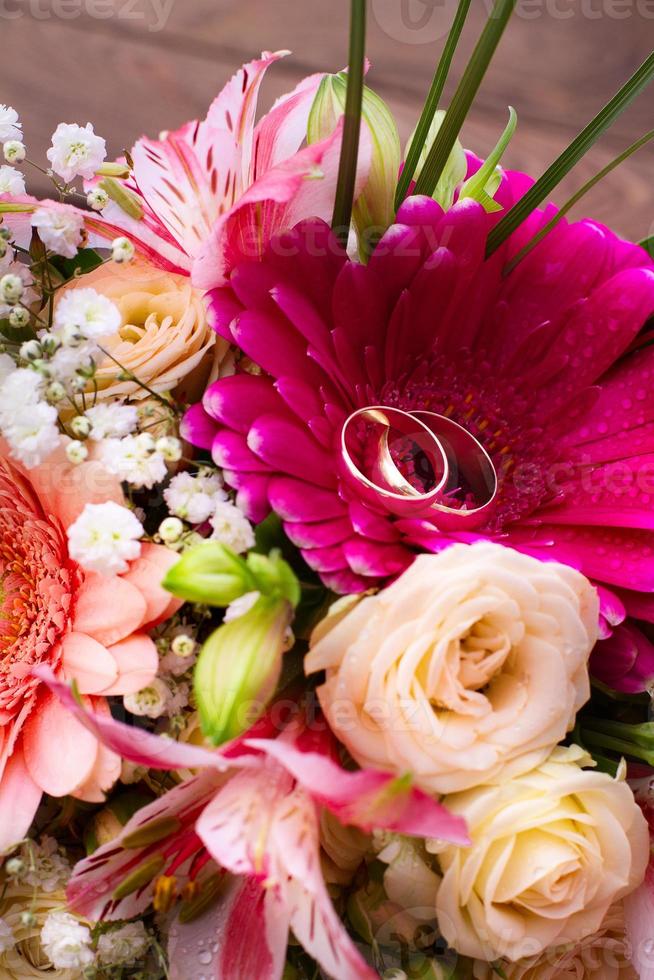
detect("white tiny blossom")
(54, 287), (121, 341)
(0, 165), (25, 195)
(171, 633), (195, 658)
(96, 921), (150, 967)
(48, 339), (98, 383)
(22, 837), (71, 893)
(19, 339), (42, 362)
(31, 207), (84, 259)
(45, 381), (66, 403)
(210, 499), (255, 553)
(87, 186), (109, 211)
(99, 434), (168, 489)
(85, 401), (138, 440)
(0, 272), (24, 303)
(3, 140), (26, 164)
(112, 236), (135, 263)
(224, 590), (261, 623)
(67, 501), (143, 575)
(47, 122), (106, 182)
(156, 435), (182, 462)
(70, 415), (92, 439)
(124, 678), (170, 719)
(164, 470), (226, 525)
(9, 305), (30, 328)
(0, 918), (13, 955)
(0, 366), (43, 409)
(1, 401), (60, 468)
(0, 105), (21, 143)
(159, 516), (184, 543)
(0, 261), (33, 318)
(66, 440), (88, 464)
(40, 911), (94, 971)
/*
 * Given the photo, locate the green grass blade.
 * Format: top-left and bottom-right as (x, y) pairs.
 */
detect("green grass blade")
(487, 50), (654, 257)
(331, 0), (367, 246)
(394, 0), (472, 209)
(640, 235), (654, 258)
(413, 0), (517, 200)
(505, 129), (654, 274)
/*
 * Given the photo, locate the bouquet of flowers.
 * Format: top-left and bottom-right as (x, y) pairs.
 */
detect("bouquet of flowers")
(1, 1), (654, 976)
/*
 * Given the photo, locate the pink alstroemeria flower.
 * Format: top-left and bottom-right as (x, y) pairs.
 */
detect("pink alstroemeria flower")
(37, 668), (468, 980)
(2, 52), (366, 289)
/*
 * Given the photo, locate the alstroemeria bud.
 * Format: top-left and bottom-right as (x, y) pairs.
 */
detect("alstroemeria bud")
(406, 110), (467, 211)
(308, 72), (401, 251)
(163, 541), (257, 606)
(194, 594), (293, 745)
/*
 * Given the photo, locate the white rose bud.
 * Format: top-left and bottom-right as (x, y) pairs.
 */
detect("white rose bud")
(112, 236), (135, 263)
(306, 542), (599, 794)
(3, 139), (26, 164)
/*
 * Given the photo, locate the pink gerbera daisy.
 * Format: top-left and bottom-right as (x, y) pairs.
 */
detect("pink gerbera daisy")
(183, 170), (654, 645)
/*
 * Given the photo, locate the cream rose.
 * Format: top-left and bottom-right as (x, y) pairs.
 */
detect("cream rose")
(305, 542), (598, 794)
(62, 261), (229, 402)
(473, 904), (637, 979)
(431, 747), (648, 964)
(0, 882), (84, 979)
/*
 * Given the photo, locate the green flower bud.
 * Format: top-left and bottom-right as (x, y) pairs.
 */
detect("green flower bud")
(406, 110), (467, 211)
(194, 594), (292, 745)
(162, 541), (257, 606)
(308, 72), (401, 253)
(246, 549), (301, 607)
(459, 107), (517, 213)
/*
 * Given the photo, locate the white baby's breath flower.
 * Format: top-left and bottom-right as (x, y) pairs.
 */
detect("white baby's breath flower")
(209, 499), (255, 553)
(54, 287), (121, 341)
(96, 921), (150, 967)
(124, 678), (170, 719)
(0, 105), (21, 143)
(31, 207), (84, 259)
(164, 470), (226, 524)
(1, 401), (60, 468)
(67, 501), (144, 575)
(0, 366), (43, 409)
(3, 140), (26, 164)
(0, 353), (14, 384)
(87, 186), (109, 211)
(65, 440), (88, 464)
(0, 261), (34, 318)
(0, 165), (25, 196)
(171, 633), (196, 658)
(21, 837), (71, 893)
(0, 272), (24, 304)
(156, 435), (182, 462)
(40, 910), (94, 971)
(159, 516), (184, 544)
(47, 122), (106, 182)
(0, 917), (13, 955)
(84, 401), (138, 440)
(99, 433), (168, 489)
(111, 235), (135, 263)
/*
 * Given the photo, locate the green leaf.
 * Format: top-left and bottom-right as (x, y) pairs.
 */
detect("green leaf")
(487, 50), (654, 256)
(413, 0), (517, 199)
(504, 128), (654, 273)
(331, 0), (367, 246)
(459, 106), (517, 209)
(395, 0), (472, 208)
(0, 317), (35, 343)
(50, 248), (104, 282)
(640, 235), (654, 258)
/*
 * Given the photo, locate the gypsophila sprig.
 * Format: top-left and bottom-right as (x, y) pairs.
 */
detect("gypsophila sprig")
(67, 501), (144, 575)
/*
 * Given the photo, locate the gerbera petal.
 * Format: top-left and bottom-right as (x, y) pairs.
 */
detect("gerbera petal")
(100, 634), (159, 696)
(121, 543), (181, 627)
(203, 374), (283, 433)
(72, 573), (148, 648)
(247, 414), (337, 487)
(61, 632), (119, 695)
(0, 745), (42, 853)
(23, 690), (99, 798)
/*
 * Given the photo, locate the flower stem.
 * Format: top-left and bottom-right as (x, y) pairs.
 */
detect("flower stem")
(331, 0), (367, 247)
(504, 129), (654, 274)
(394, 0), (472, 209)
(413, 0), (516, 200)
(487, 50), (654, 256)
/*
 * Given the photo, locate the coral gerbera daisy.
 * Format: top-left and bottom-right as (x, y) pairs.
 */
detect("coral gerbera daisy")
(0, 441), (179, 851)
(183, 175), (654, 642)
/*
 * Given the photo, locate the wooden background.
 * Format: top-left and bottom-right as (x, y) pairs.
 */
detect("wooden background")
(2, 0), (653, 240)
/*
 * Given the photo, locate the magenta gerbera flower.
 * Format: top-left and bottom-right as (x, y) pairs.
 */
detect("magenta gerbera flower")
(183, 172), (654, 643)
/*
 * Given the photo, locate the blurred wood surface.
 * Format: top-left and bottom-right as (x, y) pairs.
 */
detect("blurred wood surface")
(1, 0), (653, 239)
